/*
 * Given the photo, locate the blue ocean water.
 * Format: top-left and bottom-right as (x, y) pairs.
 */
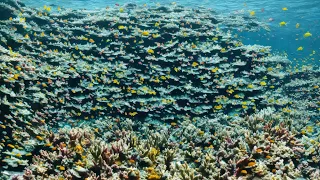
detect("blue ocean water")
(22, 0), (320, 67)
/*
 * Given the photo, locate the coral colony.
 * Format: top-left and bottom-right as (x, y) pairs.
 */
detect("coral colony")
(0, 0), (319, 179)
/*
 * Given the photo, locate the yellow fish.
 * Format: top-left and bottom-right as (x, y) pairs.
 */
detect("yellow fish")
(152, 34), (159, 38)
(234, 94), (240, 98)
(19, 17), (26, 22)
(129, 112), (138, 116)
(192, 62), (199, 67)
(297, 46), (303, 51)
(303, 31), (312, 38)
(295, 23), (300, 28)
(147, 49), (154, 54)
(141, 31), (149, 36)
(214, 104), (223, 110)
(260, 81), (267, 86)
(282, 7), (288, 11)
(249, 11), (255, 16)
(279, 21), (287, 26)
(212, 37), (218, 41)
(118, 25), (126, 30)
(44, 6), (51, 12)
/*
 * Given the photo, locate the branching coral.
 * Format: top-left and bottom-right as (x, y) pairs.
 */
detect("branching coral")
(0, 0), (319, 179)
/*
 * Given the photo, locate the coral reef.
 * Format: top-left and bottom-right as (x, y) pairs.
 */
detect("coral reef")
(0, 0), (319, 179)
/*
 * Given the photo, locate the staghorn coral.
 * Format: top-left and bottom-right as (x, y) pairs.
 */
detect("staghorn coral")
(0, 109), (315, 179)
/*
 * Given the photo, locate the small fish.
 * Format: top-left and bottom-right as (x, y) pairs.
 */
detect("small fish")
(118, 25), (126, 30)
(147, 49), (154, 54)
(297, 46), (303, 51)
(44, 5), (51, 12)
(260, 81), (267, 86)
(19, 17), (26, 22)
(141, 31), (149, 36)
(192, 62), (199, 67)
(295, 23), (300, 28)
(129, 112), (138, 116)
(214, 104), (223, 110)
(36, 136), (43, 141)
(282, 7), (288, 11)
(7, 144), (15, 148)
(249, 11), (255, 16)
(303, 31), (312, 38)
(279, 21), (287, 26)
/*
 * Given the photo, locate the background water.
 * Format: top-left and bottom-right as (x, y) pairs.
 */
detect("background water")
(22, 0), (320, 67)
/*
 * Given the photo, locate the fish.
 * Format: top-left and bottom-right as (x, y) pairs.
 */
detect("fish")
(279, 21), (287, 26)
(118, 25), (126, 30)
(303, 32), (312, 38)
(44, 5), (51, 12)
(260, 81), (267, 86)
(297, 46), (303, 51)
